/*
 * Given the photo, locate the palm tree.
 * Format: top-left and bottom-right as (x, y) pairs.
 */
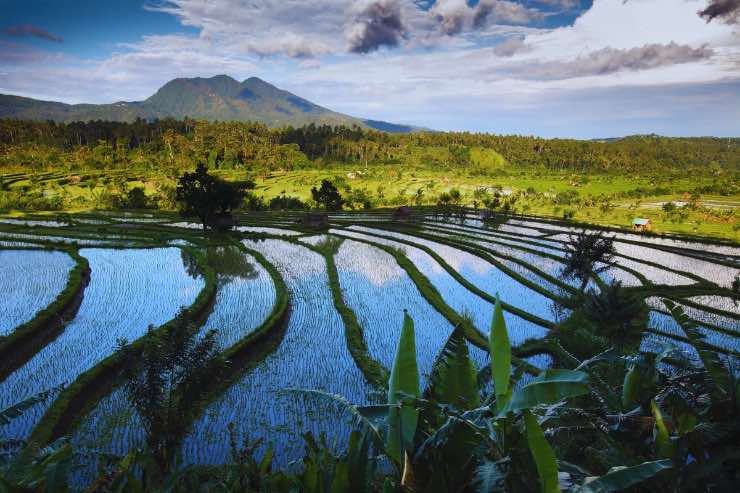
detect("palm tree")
(583, 281), (648, 352)
(118, 313), (224, 483)
(561, 229), (616, 291)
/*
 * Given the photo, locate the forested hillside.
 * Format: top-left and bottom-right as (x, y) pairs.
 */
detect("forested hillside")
(1, 118), (738, 176)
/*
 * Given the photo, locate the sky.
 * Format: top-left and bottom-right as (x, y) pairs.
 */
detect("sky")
(1, 0), (739, 138)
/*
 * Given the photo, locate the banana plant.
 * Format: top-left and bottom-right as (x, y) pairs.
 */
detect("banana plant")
(294, 301), (686, 493)
(0, 387), (70, 493)
(386, 311), (420, 465)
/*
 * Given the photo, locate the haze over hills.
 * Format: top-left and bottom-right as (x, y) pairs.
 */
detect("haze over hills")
(0, 75), (416, 132)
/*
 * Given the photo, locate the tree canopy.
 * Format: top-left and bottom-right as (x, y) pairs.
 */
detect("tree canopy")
(175, 163), (251, 229)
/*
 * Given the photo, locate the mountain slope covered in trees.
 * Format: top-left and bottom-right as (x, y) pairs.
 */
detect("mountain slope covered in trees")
(0, 75), (415, 132)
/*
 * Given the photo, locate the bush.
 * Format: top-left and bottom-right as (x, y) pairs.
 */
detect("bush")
(268, 195), (308, 211)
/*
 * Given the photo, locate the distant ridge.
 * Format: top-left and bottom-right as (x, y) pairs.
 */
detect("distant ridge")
(0, 75), (418, 132)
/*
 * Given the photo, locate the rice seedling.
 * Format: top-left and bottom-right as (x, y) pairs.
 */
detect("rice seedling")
(69, 246), (278, 481)
(640, 331), (700, 364)
(196, 246), (277, 348)
(647, 310), (737, 353)
(234, 226), (301, 236)
(0, 231), (139, 246)
(0, 218), (68, 228)
(686, 295), (740, 316)
(0, 250), (76, 336)
(334, 239), (456, 388)
(0, 241), (40, 247)
(347, 225), (561, 322)
(333, 229), (549, 344)
(298, 234), (334, 246)
(595, 262), (643, 287)
(614, 242), (737, 288)
(0, 248), (204, 442)
(610, 232), (740, 257)
(611, 257), (696, 286)
(181, 239), (372, 468)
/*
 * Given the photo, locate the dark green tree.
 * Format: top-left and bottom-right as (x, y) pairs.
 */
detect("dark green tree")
(561, 229), (616, 291)
(583, 281), (648, 351)
(311, 179), (344, 211)
(124, 186), (150, 209)
(175, 163), (247, 230)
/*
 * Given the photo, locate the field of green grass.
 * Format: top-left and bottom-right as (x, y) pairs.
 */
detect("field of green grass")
(1, 163), (738, 241)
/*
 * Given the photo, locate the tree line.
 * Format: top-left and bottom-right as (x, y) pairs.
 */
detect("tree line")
(1, 119), (738, 174)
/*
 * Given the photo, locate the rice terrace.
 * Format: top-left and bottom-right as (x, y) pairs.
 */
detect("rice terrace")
(2, 0), (740, 491)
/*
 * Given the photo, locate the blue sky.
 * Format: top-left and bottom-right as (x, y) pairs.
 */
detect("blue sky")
(1, 0), (739, 137)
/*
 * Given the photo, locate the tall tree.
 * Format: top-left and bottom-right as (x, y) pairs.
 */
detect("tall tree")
(311, 179), (344, 211)
(175, 163), (246, 230)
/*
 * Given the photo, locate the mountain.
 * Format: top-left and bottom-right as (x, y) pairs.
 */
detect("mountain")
(0, 75), (416, 132)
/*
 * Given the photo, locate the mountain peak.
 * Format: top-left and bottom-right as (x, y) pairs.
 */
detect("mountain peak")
(0, 75), (417, 132)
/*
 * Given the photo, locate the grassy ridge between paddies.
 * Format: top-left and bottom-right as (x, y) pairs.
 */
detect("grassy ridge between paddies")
(0, 247), (90, 382)
(304, 236), (390, 390)
(331, 223), (560, 326)
(28, 246), (218, 447)
(174, 239), (292, 437)
(327, 231), (549, 375)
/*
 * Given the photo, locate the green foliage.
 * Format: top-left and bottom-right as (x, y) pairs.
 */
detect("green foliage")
(121, 186), (151, 209)
(386, 311), (420, 463)
(650, 400), (675, 460)
(268, 194), (308, 211)
(561, 230), (615, 291)
(311, 180), (344, 211)
(582, 282), (647, 352)
(577, 460), (672, 493)
(175, 163), (248, 228)
(118, 313), (225, 483)
(490, 295), (512, 412)
(501, 370), (589, 415)
(427, 327), (480, 411)
(524, 410), (560, 493)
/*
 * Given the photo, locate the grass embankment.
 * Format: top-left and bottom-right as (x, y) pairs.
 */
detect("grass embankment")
(329, 232), (550, 375)
(331, 224), (562, 323)
(2, 161), (738, 240)
(29, 246), (218, 446)
(305, 237), (390, 390)
(0, 248), (90, 382)
(173, 240), (292, 440)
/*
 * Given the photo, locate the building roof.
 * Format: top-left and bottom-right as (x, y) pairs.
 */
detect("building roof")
(632, 218), (651, 225)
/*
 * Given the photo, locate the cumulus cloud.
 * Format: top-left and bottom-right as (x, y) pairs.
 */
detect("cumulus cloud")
(431, 0), (545, 35)
(431, 0), (469, 35)
(698, 0), (740, 23)
(493, 36), (531, 56)
(517, 42), (714, 80)
(4, 24), (63, 42)
(473, 0), (546, 29)
(347, 0), (406, 53)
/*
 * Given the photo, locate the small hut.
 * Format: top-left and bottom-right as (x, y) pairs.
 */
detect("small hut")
(632, 218), (652, 232)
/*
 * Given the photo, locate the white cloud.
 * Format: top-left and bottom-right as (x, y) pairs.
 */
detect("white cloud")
(0, 0), (739, 136)
(493, 36), (531, 56)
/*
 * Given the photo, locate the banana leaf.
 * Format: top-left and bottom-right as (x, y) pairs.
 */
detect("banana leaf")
(489, 295), (512, 413)
(500, 370), (589, 415)
(524, 410), (560, 493)
(387, 311), (420, 463)
(578, 460), (672, 493)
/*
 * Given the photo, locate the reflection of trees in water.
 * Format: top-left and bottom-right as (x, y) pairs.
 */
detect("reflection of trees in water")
(180, 249), (202, 279)
(180, 247), (257, 286)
